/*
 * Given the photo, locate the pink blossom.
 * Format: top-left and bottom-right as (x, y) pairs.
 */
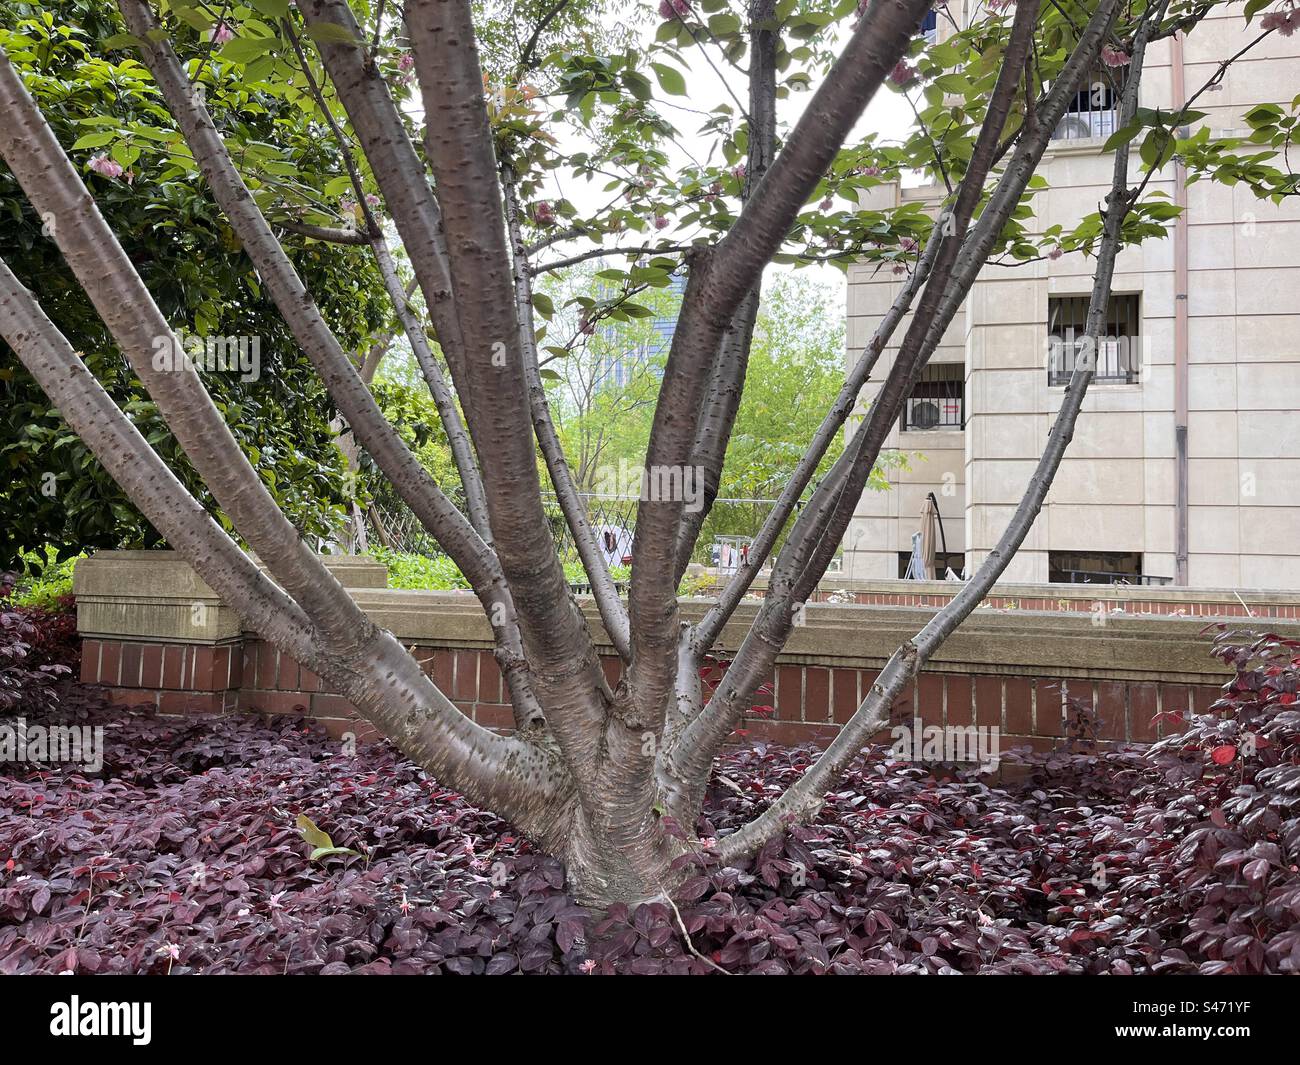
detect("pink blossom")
(658, 0), (692, 19)
(1261, 8), (1300, 36)
(1100, 45), (1130, 68)
(1048, 247), (1063, 261)
(210, 21), (235, 45)
(88, 153), (123, 179)
(364, 193), (381, 209)
(731, 163), (746, 182)
(987, 0), (1016, 11)
(892, 264), (907, 275)
(397, 52), (415, 72)
(862, 164), (883, 176)
(155, 942), (180, 960)
(888, 60), (918, 88)
(579, 959), (597, 973)
(820, 196), (834, 210)
(899, 236), (918, 252)
(534, 201), (556, 226)
(654, 215), (669, 230)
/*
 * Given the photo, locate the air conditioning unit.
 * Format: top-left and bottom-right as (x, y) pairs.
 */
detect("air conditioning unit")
(1055, 115), (1094, 140)
(909, 399), (941, 430)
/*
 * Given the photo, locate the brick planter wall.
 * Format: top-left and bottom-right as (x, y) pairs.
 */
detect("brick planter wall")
(74, 552), (1300, 758)
(81, 637), (1228, 755)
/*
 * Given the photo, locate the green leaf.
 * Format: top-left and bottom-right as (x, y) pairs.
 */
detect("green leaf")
(1102, 121), (1142, 151)
(171, 6), (214, 33)
(248, 0), (292, 17)
(651, 62), (687, 97)
(71, 131), (118, 149)
(530, 291), (554, 319)
(309, 845), (360, 863)
(296, 813), (334, 850)
(221, 36), (277, 64)
(100, 32), (143, 50)
(623, 70), (653, 102)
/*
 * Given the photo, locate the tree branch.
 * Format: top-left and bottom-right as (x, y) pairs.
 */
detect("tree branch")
(690, 214), (946, 655)
(275, 219), (370, 244)
(667, 0), (1058, 796)
(503, 171), (632, 662)
(281, 14), (494, 545)
(406, 0), (611, 790)
(715, 0), (1162, 865)
(628, 0), (932, 755)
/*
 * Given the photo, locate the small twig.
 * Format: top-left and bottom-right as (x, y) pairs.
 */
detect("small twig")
(658, 890), (732, 975)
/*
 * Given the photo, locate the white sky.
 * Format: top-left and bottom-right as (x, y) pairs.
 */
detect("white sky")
(529, 7), (917, 293)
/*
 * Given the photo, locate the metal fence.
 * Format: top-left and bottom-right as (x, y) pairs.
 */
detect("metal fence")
(368, 492), (844, 574)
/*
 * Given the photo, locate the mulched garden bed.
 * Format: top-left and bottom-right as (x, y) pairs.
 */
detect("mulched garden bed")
(1, 629), (1297, 974)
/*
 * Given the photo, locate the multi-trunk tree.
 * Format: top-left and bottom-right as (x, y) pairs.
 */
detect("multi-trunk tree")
(0, 0), (1294, 905)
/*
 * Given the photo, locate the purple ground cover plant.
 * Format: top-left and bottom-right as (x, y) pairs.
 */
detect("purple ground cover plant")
(1, 629), (1296, 975)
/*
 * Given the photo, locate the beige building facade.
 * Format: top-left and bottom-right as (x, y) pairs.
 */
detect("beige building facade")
(844, 8), (1300, 590)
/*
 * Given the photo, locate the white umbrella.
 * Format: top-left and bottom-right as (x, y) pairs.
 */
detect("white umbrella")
(917, 492), (938, 581)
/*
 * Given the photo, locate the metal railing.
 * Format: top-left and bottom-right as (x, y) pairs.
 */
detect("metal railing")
(1048, 294), (1141, 385)
(901, 363), (965, 431)
(1051, 70), (1125, 142)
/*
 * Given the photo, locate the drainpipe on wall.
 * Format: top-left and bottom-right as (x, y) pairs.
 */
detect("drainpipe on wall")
(1171, 33), (1190, 586)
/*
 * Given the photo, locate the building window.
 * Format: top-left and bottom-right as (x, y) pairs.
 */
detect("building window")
(1048, 551), (1171, 585)
(1051, 69), (1125, 141)
(900, 362), (964, 431)
(1047, 294), (1140, 386)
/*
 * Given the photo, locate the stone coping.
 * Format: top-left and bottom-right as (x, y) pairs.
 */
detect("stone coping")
(345, 589), (1293, 684)
(73, 550), (387, 644)
(718, 571), (1300, 608)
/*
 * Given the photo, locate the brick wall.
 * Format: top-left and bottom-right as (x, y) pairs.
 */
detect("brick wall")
(81, 636), (1226, 754)
(75, 552), (1288, 759)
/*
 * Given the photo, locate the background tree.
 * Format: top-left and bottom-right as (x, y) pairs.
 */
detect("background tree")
(0, 0), (395, 569)
(0, 0), (1295, 905)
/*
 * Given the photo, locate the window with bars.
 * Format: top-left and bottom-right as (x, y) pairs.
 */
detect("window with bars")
(1048, 551), (1171, 585)
(1051, 68), (1125, 142)
(900, 362), (965, 431)
(1047, 294), (1140, 385)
